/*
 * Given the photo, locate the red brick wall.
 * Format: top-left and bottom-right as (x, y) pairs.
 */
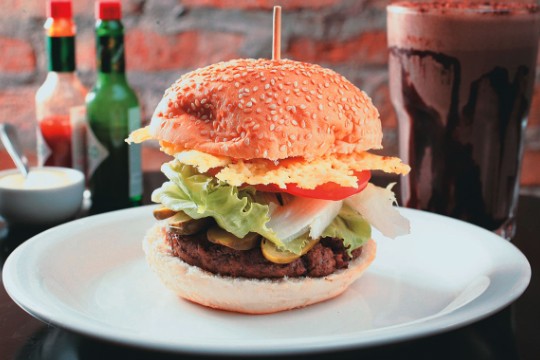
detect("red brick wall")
(0, 0), (539, 186)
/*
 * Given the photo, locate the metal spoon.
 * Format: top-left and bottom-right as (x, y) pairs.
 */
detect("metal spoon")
(0, 123), (30, 177)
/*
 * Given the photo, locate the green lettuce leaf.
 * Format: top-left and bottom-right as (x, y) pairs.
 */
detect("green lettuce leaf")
(151, 161), (283, 246)
(322, 205), (371, 255)
(151, 161), (371, 255)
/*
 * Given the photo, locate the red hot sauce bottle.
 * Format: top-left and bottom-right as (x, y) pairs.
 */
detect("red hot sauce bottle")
(35, 0), (87, 171)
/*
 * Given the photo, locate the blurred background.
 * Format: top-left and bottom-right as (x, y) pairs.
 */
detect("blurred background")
(0, 0), (538, 188)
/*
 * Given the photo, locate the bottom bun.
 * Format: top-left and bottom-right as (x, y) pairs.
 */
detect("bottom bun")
(143, 223), (377, 314)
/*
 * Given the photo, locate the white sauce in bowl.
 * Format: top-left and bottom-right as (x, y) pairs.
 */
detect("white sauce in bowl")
(0, 169), (73, 190)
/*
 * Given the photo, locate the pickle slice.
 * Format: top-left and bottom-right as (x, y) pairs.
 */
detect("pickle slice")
(261, 235), (320, 264)
(207, 227), (260, 250)
(153, 206), (177, 220)
(167, 212), (209, 235)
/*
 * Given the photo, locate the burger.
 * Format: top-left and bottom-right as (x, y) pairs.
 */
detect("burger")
(128, 58), (410, 314)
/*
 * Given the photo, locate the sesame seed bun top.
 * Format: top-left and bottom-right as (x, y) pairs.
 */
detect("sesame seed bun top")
(149, 58), (382, 161)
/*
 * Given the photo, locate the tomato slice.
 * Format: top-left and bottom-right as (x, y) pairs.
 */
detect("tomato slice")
(254, 170), (371, 201)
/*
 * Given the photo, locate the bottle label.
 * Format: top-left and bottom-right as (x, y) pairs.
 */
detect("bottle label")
(47, 36), (75, 72)
(128, 107), (143, 198)
(36, 106), (86, 170)
(86, 124), (109, 180)
(36, 127), (52, 167)
(70, 106), (87, 173)
(97, 34), (125, 73)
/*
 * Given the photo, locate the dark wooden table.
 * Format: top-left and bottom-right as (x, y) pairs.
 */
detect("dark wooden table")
(1, 172), (538, 360)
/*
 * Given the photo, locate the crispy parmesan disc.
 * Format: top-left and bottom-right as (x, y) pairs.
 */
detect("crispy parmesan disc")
(147, 58), (382, 161)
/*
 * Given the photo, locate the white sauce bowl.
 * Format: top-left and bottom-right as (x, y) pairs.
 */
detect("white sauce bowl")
(0, 167), (85, 226)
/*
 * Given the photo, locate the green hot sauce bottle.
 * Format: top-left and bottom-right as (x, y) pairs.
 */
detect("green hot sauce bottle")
(86, 1), (142, 214)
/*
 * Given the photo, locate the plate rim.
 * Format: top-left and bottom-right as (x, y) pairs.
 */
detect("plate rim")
(2, 206), (532, 355)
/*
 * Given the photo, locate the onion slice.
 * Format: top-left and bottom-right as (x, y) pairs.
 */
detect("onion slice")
(267, 197), (343, 244)
(345, 183), (410, 239)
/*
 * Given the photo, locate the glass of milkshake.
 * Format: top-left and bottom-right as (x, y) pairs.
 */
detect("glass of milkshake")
(387, 1), (540, 239)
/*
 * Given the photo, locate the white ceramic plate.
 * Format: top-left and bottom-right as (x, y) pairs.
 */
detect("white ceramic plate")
(2, 206), (531, 355)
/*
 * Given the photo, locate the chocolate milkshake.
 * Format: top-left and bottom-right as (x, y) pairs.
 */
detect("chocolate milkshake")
(387, 1), (540, 238)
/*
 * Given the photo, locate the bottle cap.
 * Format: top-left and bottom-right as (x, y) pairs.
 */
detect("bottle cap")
(47, 0), (72, 19)
(96, 1), (122, 20)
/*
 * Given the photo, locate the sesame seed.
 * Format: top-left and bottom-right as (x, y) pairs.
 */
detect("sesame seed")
(270, 124), (275, 131)
(280, 145), (287, 152)
(292, 119), (298, 126)
(299, 104), (307, 110)
(253, 86), (258, 92)
(269, 104), (277, 110)
(265, 84), (270, 90)
(234, 82), (240, 88)
(318, 104), (323, 110)
(246, 101), (253, 107)
(270, 78), (276, 86)
(264, 150), (268, 157)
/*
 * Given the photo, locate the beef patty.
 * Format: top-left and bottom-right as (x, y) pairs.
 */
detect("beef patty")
(167, 230), (363, 279)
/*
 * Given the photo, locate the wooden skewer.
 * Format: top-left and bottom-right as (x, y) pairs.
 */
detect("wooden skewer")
(272, 6), (282, 60)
